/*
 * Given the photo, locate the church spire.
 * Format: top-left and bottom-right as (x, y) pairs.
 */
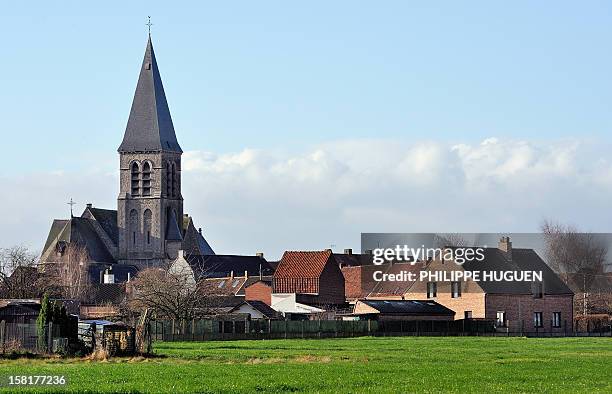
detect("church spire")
(118, 36), (182, 153)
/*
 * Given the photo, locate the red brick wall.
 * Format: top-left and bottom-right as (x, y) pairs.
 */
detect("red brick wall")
(341, 266), (362, 300)
(245, 282), (272, 305)
(317, 259), (345, 305)
(486, 294), (574, 333)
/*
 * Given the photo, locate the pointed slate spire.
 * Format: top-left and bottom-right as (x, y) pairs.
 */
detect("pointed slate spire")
(118, 36), (182, 153)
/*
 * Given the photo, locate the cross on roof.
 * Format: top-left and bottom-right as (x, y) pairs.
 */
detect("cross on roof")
(146, 16), (153, 35)
(67, 198), (76, 218)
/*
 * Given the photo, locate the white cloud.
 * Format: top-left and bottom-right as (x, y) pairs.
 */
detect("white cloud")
(2, 137), (611, 260)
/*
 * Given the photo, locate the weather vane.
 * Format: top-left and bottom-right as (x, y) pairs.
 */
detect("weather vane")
(67, 198), (76, 218)
(146, 16), (153, 35)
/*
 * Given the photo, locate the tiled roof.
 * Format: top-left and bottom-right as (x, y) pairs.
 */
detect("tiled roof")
(233, 300), (281, 319)
(85, 208), (118, 245)
(118, 36), (182, 153)
(183, 254), (273, 280)
(357, 299), (454, 316)
(461, 247), (574, 295)
(274, 250), (333, 279)
(199, 276), (249, 296)
(41, 218), (116, 264)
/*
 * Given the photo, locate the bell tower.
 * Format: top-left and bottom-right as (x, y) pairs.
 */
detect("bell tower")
(117, 35), (184, 267)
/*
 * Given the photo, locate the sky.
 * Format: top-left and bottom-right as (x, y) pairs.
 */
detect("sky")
(1, 2), (612, 260)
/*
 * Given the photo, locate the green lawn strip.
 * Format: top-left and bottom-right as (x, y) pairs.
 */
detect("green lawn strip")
(0, 337), (609, 393)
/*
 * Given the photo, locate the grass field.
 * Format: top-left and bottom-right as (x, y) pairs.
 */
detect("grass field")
(0, 337), (610, 393)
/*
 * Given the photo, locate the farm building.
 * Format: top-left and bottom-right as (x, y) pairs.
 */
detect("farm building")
(273, 250), (345, 306)
(352, 299), (455, 321)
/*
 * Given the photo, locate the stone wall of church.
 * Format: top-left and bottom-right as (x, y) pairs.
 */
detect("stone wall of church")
(117, 151), (183, 265)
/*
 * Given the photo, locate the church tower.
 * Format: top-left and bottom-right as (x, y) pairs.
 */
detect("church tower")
(117, 36), (184, 267)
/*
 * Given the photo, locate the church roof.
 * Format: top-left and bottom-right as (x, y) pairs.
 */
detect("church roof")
(182, 216), (215, 255)
(83, 207), (118, 245)
(41, 217), (116, 264)
(166, 209), (183, 241)
(118, 36), (182, 153)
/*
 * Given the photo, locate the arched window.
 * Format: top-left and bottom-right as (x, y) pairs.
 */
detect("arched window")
(143, 209), (152, 248)
(171, 162), (177, 197)
(166, 161), (173, 197)
(131, 162), (140, 196)
(142, 162), (152, 196)
(129, 209), (139, 251)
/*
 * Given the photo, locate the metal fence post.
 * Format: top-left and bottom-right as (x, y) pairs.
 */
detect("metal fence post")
(47, 322), (53, 353)
(0, 320), (5, 349)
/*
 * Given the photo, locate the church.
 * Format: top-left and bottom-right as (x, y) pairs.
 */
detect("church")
(40, 35), (216, 274)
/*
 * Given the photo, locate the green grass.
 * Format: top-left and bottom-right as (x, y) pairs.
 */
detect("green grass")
(0, 337), (610, 393)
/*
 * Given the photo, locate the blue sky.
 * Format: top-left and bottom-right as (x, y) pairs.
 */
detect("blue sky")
(2, 1), (612, 170)
(1, 2), (612, 258)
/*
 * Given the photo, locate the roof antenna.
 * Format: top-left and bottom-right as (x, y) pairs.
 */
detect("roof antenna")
(146, 16), (153, 36)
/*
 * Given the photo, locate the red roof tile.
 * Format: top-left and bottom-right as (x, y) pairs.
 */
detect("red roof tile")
(274, 250), (333, 279)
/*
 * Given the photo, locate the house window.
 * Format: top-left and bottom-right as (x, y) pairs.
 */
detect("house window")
(552, 312), (561, 328)
(427, 282), (437, 298)
(464, 311), (472, 319)
(534, 312), (543, 328)
(451, 281), (461, 298)
(496, 311), (506, 327)
(533, 282), (543, 298)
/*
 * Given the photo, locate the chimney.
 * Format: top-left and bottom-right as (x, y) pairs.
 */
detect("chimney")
(230, 270), (234, 279)
(498, 236), (512, 260)
(99, 270), (104, 284)
(244, 270), (248, 278)
(344, 248), (353, 255)
(103, 268), (115, 284)
(256, 252), (264, 258)
(198, 228), (202, 235)
(325, 248), (332, 253)
(86, 203), (93, 209)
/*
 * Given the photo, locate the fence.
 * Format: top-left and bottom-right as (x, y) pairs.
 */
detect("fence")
(150, 318), (612, 341)
(0, 321), (62, 352)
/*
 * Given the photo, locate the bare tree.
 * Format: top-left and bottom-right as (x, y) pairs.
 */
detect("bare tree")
(0, 245), (41, 299)
(541, 220), (608, 315)
(127, 268), (203, 321)
(434, 233), (469, 248)
(44, 243), (92, 301)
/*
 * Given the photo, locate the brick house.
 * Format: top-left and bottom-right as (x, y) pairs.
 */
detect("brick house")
(403, 237), (574, 333)
(342, 262), (425, 302)
(244, 279), (273, 305)
(273, 250), (345, 306)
